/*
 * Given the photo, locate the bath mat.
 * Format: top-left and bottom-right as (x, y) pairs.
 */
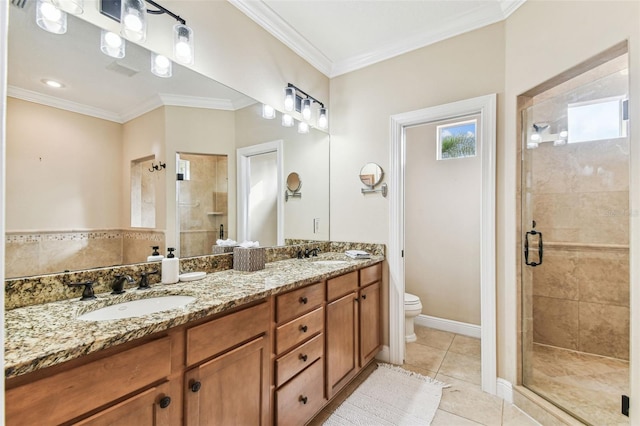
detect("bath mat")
(323, 363), (449, 425)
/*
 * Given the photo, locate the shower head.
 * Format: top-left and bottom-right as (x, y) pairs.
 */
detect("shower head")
(532, 123), (550, 132)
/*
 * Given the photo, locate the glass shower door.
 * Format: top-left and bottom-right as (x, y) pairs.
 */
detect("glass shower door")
(521, 55), (630, 425)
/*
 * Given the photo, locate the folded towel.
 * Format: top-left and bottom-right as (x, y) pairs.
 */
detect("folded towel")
(216, 238), (238, 247)
(239, 240), (260, 248)
(345, 249), (370, 259)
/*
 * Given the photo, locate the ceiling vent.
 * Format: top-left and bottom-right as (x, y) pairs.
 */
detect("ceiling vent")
(106, 61), (140, 77)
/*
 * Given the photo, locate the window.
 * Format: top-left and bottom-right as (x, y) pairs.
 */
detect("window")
(436, 119), (477, 160)
(567, 97), (628, 143)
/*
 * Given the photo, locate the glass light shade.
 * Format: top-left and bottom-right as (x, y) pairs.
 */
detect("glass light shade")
(100, 30), (125, 58)
(36, 0), (67, 34)
(151, 53), (172, 78)
(262, 104), (276, 119)
(526, 141), (539, 149)
(282, 113), (294, 127)
(121, 0), (146, 42)
(559, 130), (568, 138)
(530, 133), (541, 141)
(284, 87), (295, 112)
(298, 121), (310, 134)
(301, 98), (312, 120)
(173, 24), (194, 64)
(317, 107), (328, 129)
(52, 0), (83, 14)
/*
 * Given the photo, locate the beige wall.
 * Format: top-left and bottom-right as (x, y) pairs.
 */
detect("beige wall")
(248, 151), (278, 246)
(6, 97), (122, 230)
(405, 117), (481, 325)
(330, 21), (505, 347)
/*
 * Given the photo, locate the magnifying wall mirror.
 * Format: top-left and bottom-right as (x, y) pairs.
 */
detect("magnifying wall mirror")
(359, 162), (387, 197)
(285, 172), (302, 201)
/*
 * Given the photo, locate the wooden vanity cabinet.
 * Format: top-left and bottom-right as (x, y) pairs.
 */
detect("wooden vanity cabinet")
(273, 282), (326, 425)
(183, 301), (271, 426)
(358, 263), (382, 367)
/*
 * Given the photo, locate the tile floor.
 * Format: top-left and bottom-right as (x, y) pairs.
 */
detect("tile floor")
(525, 343), (629, 426)
(310, 325), (540, 425)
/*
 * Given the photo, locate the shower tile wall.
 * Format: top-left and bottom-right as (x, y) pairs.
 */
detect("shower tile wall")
(530, 138), (629, 360)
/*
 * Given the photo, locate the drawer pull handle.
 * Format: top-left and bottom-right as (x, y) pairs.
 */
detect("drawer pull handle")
(300, 325), (308, 333)
(299, 395), (308, 405)
(299, 353), (308, 362)
(190, 380), (202, 393)
(159, 396), (171, 409)
(299, 296), (308, 304)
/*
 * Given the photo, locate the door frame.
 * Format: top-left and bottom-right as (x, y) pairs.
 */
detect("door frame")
(237, 140), (284, 245)
(389, 94), (497, 394)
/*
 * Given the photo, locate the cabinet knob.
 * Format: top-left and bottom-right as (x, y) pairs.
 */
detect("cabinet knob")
(159, 396), (171, 409)
(299, 353), (308, 362)
(299, 325), (308, 333)
(362, 294), (367, 300)
(190, 380), (202, 393)
(299, 296), (308, 304)
(299, 395), (308, 405)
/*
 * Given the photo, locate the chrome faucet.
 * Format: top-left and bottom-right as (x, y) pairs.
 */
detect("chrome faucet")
(111, 274), (135, 295)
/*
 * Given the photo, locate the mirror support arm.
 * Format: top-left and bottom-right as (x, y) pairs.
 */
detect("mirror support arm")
(361, 183), (388, 197)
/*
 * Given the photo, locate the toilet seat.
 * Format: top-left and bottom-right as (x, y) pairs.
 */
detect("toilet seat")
(404, 293), (421, 305)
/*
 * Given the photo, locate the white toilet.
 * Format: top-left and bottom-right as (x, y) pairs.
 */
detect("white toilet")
(404, 292), (423, 343)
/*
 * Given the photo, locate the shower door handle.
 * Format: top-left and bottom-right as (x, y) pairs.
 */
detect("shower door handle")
(524, 229), (543, 267)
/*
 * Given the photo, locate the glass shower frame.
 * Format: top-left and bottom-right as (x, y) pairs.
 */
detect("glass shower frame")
(520, 51), (630, 425)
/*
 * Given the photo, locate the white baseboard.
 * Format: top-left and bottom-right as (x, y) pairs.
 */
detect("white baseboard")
(375, 345), (391, 363)
(497, 378), (513, 403)
(414, 314), (481, 338)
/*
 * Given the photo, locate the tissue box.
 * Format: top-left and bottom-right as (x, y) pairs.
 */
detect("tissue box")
(233, 247), (265, 272)
(212, 245), (235, 254)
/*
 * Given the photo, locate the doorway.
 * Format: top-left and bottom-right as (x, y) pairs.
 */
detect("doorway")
(237, 141), (284, 246)
(389, 94), (497, 394)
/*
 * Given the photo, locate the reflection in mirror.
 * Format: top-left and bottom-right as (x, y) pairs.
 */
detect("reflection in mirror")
(5, 3), (330, 278)
(131, 155), (156, 228)
(359, 163), (384, 188)
(177, 153), (228, 258)
(287, 172), (302, 192)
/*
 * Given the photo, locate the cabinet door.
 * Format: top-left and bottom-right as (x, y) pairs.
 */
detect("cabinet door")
(359, 281), (382, 367)
(184, 336), (269, 426)
(325, 291), (358, 399)
(74, 382), (172, 426)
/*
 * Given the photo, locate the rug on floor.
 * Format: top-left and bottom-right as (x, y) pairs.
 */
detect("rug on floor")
(323, 363), (449, 425)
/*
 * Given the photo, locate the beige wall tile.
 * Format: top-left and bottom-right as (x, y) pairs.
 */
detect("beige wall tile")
(5, 241), (40, 277)
(576, 251), (629, 307)
(531, 251), (579, 300)
(533, 296), (579, 350)
(579, 302), (629, 360)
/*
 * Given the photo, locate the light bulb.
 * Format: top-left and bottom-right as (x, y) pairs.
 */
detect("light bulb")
(298, 121), (309, 134)
(284, 87), (295, 112)
(301, 98), (311, 120)
(317, 107), (328, 129)
(42, 79), (64, 88)
(174, 24), (194, 64)
(100, 30), (125, 58)
(151, 53), (172, 78)
(121, 0), (146, 42)
(282, 114), (294, 127)
(262, 104), (276, 119)
(530, 133), (541, 141)
(36, 0), (67, 34)
(559, 130), (568, 138)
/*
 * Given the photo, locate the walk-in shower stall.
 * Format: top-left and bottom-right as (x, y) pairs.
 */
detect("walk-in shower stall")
(520, 46), (630, 425)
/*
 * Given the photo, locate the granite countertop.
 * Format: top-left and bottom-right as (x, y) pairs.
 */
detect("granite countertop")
(5, 253), (383, 379)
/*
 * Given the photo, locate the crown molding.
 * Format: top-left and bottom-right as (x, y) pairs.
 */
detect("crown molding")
(228, 0), (333, 77)
(7, 86), (123, 123)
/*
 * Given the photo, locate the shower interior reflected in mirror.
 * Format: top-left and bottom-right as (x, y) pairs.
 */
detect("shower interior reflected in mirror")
(520, 47), (630, 425)
(176, 153), (228, 258)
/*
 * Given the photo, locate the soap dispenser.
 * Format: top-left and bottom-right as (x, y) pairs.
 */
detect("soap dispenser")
(161, 248), (179, 284)
(147, 246), (164, 262)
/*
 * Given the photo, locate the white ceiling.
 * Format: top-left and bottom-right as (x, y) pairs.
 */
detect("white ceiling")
(231, 0), (526, 77)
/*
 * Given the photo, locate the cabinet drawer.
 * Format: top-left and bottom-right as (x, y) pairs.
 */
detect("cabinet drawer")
(275, 333), (323, 387)
(276, 359), (325, 426)
(276, 307), (323, 355)
(6, 336), (171, 426)
(276, 282), (324, 324)
(360, 262), (382, 287)
(186, 301), (269, 366)
(327, 271), (358, 301)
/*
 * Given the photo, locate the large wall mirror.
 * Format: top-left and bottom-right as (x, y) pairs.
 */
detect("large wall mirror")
(5, 3), (330, 278)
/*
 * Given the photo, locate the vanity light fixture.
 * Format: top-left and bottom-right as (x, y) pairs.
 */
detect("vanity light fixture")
(100, 30), (125, 58)
(121, 0), (147, 42)
(282, 113), (294, 127)
(173, 23), (194, 64)
(283, 83), (328, 129)
(284, 87), (295, 112)
(301, 98), (312, 120)
(262, 104), (276, 119)
(52, 0), (83, 15)
(317, 107), (328, 130)
(151, 52), (172, 78)
(36, 0), (67, 34)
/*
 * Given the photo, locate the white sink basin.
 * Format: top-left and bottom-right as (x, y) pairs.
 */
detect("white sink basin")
(77, 296), (196, 321)
(312, 260), (349, 266)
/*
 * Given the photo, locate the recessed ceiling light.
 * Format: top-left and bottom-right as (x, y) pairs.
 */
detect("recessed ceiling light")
(41, 79), (65, 88)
